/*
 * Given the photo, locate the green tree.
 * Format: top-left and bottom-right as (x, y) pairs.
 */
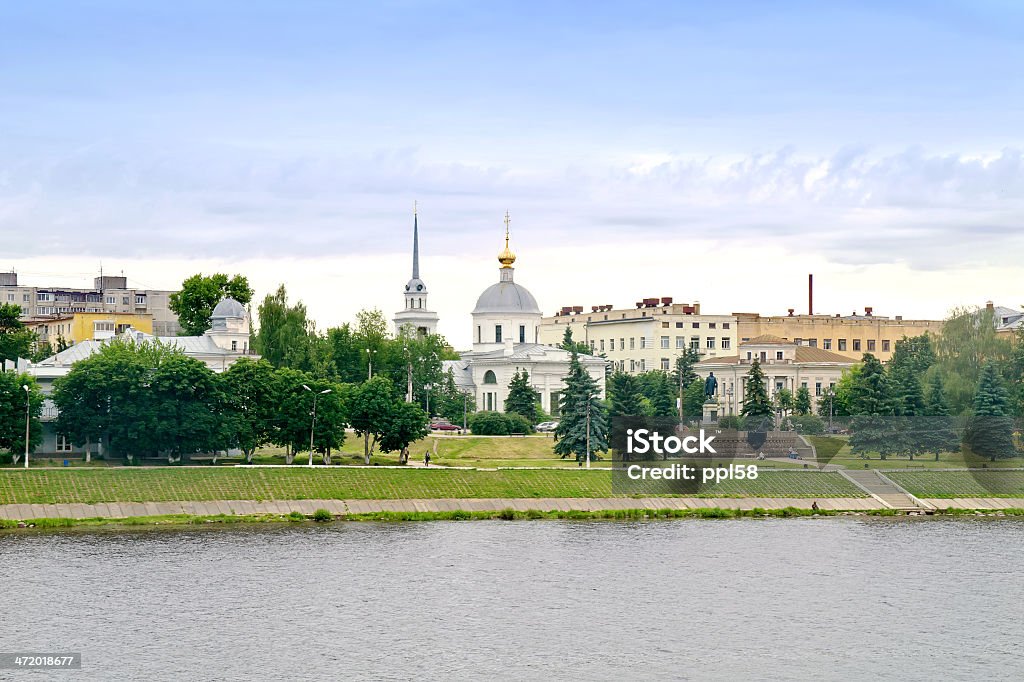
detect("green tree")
(222, 358), (278, 463)
(348, 375), (399, 465)
(255, 285), (321, 372)
(559, 326), (591, 356)
(0, 372), (43, 462)
(682, 381), (706, 422)
(646, 371), (677, 418)
(888, 363), (927, 459)
(169, 273), (253, 336)
(794, 385), (812, 415)
(964, 361), (1016, 461)
(922, 373), (960, 461)
(0, 302), (35, 368)
(432, 367), (474, 428)
(774, 388), (795, 416)
(505, 370), (540, 424)
(378, 400), (430, 464)
(849, 354), (896, 459)
(271, 369), (348, 464)
(554, 351), (608, 462)
(740, 360), (772, 421)
(149, 354), (227, 462)
(936, 306), (1012, 413)
(607, 372), (644, 417)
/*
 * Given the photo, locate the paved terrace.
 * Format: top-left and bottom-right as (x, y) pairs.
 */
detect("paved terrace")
(1, 497), (1022, 520)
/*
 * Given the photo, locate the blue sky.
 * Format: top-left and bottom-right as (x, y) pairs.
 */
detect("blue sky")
(2, 1), (1023, 344)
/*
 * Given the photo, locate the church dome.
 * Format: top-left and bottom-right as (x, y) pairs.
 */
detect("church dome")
(472, 281), (541, 315)
(405, 277), (427, 293)
(211, 298), (247, 319)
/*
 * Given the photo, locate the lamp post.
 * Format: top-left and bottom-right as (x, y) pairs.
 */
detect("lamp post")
(826, 388), (835, 433)
(423, 383), (432, 417)
(462, 391), (469, 432)
(726, 386), (734, 417)
(303, 385), (332, 466)
(585, 398), (591, 469)
(22, 384), (30, 469)
(365, 348), (377, 380)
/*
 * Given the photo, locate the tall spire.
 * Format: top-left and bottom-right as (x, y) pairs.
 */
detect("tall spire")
(498, 210), (516, 268)
(412, 201), (420, 279)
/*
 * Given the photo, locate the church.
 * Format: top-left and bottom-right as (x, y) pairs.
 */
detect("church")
(395, 210), (606, 417)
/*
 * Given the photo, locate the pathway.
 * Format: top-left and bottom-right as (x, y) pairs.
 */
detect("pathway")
(839, 469), (931, 510)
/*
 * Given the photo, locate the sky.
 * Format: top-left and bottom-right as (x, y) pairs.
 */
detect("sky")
(2, 0), (1023, 348)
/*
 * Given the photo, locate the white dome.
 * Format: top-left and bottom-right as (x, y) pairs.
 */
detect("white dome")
(472, 281), (541, 315)
(211, 298), (246, 318)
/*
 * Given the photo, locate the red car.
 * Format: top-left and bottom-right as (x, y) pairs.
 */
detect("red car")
(430, 421), (461, 431)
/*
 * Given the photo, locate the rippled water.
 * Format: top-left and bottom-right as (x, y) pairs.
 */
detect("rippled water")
(2, 518), (1022, 681)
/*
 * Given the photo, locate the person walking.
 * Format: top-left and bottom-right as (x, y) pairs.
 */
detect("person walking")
(424, 451), (431, 466)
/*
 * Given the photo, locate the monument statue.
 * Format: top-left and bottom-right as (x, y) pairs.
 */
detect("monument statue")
(704, 372), (718, 399)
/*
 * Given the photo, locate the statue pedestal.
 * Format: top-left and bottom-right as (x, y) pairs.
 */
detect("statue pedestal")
(702, 400), (719, 424)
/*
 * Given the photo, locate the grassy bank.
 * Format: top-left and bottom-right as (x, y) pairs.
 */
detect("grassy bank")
(887, 470), (1024, 498)
(0, 467), (865, 504)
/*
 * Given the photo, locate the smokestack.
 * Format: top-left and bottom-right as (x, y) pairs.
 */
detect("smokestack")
(808, 274), (814, 316)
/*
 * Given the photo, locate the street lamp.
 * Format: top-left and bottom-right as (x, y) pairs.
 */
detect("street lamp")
(365, 348), (378, 380)
(826, 388), (835, 433)
(303, 384), (332, 466)
(726, 386), (734, 417)
(22, 384), (30, 469)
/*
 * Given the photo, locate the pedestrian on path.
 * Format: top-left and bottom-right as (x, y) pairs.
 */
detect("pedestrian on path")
(424, 451), (431, 466)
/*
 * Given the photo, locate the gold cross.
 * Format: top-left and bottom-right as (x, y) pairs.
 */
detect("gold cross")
(504, 211), (511, 242)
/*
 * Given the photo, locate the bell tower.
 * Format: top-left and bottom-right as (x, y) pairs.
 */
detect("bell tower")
(393, 202), (439, 337)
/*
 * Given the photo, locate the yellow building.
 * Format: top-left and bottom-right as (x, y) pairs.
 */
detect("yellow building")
(24, 312), (154, 346)
(734, 310), (943, 362)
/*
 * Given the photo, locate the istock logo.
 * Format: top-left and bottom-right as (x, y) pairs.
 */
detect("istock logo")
(626, 428), (717, 456)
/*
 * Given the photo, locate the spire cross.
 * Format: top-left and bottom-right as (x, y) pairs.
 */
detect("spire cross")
(504, 210), (511, 245)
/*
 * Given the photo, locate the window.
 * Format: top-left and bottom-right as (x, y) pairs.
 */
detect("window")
(808, 339), (817, 348)
(639, 359), (646, 371)
(676, 336), (684, 349)
(231, 340), (237, 351)
(776, 351), (784, 360)
(760, 352), (767, 362)
(692, 322), (700, 328)
(483, 370), (497, 384)
(815, 382), (822, 396)
(675, 322), (683, 328)
(867, 339), (876, 351)
(630, 360), (636, 372)
(477, 325), (481, 343)
(823, 339), (832, 350)
(135, 295), (146, 305)
(619, 338), (624, 350)
(56, 435), (72, 453)
(609, 339), (615, 351)
(5, 294), (12, 301)
(660, 336), (669, 349)
(690, 336), (700, 351)
(23, 294), (29, 301)
(105, 296), (116, 305)
(882, 339), (891, 352)
(94, 321), (114, 332)
(722, 323), (730, 329)
(776, 381), (784, 392)
(721, 338), (730, 350)
(660, 358), (670, 371)
(709, 322), (717, 329)
(794, 338), (803, 346)
(37, 292), (52, 302)
(122, 296), (129, 305)
(853, 339), (862, 351)
(590, 340), (595, 351)
(838, 339), (847, 351)
(630, 338), (635, 350)
(661, 321), (669, 328)
(600, 340), (605, 352)
(801, 381), (808, 389)
(519, 325), (525, 343)
(495, 325), (502, 343)
(746, 351), (752, 360)
(706, 337), (715, 349)
(640, 337), (647, 349)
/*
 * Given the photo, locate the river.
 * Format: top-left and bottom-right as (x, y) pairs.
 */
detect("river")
(2, 518), (1022, 680)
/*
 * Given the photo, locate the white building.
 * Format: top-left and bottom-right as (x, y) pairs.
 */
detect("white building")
(393, 208), (439, 337)
(444, 215), (606, 415)
(694, 335), (856, 417)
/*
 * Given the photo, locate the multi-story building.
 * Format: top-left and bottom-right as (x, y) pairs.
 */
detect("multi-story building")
(23, 312), (155, 345)
(0, 272), (180, 337)
(733, 309), (944, 363)
(539, 298), (737, 374)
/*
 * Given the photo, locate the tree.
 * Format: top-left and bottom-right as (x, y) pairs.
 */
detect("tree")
(149, 354), (227, 463)
(646, 371), (677, 418)
(672, 349), (700, 391)
(0, 302), (35, 369)
(378, 400), (430, 464)
(682, 381), (706, 422)
(0, 372), (43, 462)
(936, 306), (1012, 413)
(505, 370), (540, 424)
(817, 365), (858, 418)
(922, 373), (960, 461)
(889, 334), (936, 378)
(888, 362), (927, 459)
(964, 361), (1016, 461)
(554, 351), (608, 462)
(169, 273), (253, 336)
(271, 368), (348, 464)
(348, 375), (399, 465)
(849, 354), (896, 459)
(607, 372), (644, 417)
(794, 385), (812, 415)
(255, 285), (321, 372)
(741, 360), (773, 450)
(432, 367), (474, 427)
(559, 327), (591, 356)
(774, 388), (795, 416)
(222, 358), (278, 463)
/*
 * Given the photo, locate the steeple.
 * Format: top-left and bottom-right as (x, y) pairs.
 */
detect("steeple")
(412, 200), (420, 279)
(498, 210), (516, 269)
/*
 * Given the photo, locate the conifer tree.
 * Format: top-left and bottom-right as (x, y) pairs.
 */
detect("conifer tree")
(922, 373), (960, 461)
(554, 351), (608, 462)
(607, 372), (644, 417)
(850, 354), (896, 459)
(505, 370), (540, 424)
(964, 361), (1016, 461)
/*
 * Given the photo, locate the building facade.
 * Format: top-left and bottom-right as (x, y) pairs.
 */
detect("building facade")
(694, 335), (856, 417)
(540, 300), (737, 374)
(734, 310), (943, 363)
(23, 312), (155, 346)
(0, 272), (180, 336)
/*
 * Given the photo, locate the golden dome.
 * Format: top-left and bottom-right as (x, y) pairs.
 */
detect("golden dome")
(498, 211), (516, 268)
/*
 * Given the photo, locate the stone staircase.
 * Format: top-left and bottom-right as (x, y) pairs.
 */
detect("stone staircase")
(839, 469), (933, 511)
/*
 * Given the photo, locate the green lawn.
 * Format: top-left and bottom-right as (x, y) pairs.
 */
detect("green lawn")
(887, 470), (1024, 498)
(807, 436), (1024, 471)
(0, 467), (866, 504)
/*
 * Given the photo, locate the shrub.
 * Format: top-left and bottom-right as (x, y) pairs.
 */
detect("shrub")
(783, 414), (825, 435)
(287, 511), (305, 522)
(717, 415), (745, 430)
(0, 453), (13, 465)
(505, 413), (533, 434)
(497, 508), (517, 520)
(312, 509), (333, 522)
(469, 411), (511, 435)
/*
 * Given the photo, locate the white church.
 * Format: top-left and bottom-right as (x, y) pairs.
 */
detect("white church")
(394, 211), (606, 416)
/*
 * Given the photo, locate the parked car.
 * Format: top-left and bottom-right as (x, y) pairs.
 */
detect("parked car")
(430, 419), (461, 431)
(535, 421), (559, 432)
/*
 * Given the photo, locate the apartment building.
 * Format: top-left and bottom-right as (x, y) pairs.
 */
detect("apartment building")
(0, 272), (180, 336)
(539, 298), (737, 374)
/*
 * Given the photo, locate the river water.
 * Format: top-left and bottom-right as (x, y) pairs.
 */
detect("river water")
(1, 518), (1022, 681)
